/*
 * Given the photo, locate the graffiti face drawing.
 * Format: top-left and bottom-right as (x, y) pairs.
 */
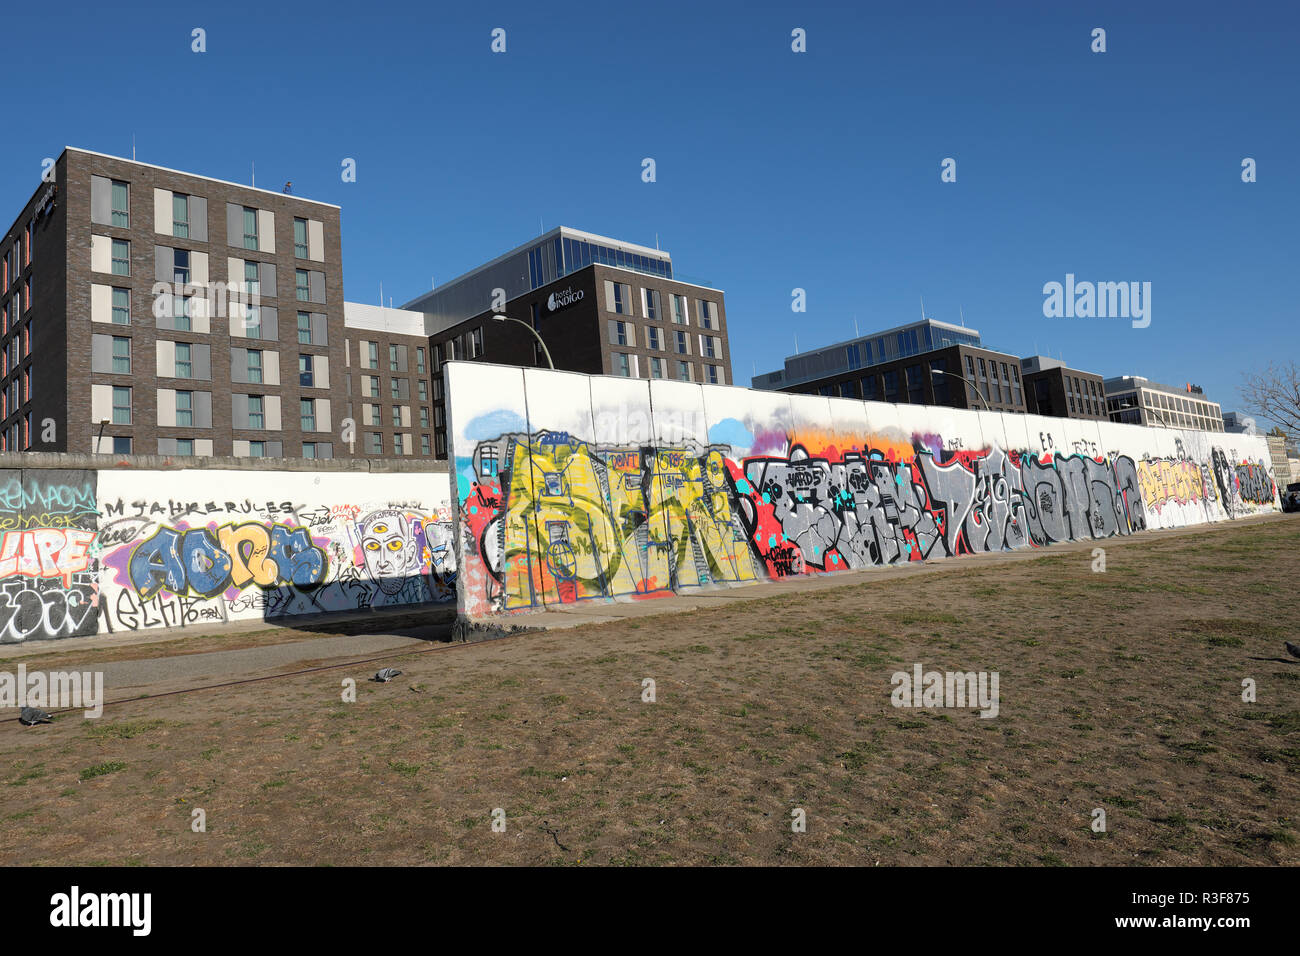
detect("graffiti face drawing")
(359, 511), (419, 595)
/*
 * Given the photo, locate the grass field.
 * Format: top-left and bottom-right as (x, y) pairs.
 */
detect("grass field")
(2, 516), (1297, 866)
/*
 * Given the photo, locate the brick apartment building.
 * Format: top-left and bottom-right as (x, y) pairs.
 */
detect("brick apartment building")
(2, 147), (344, 457)
(2, 155), (732, 462)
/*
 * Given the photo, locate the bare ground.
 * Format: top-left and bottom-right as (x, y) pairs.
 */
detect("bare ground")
(2, 516), (1297, 866)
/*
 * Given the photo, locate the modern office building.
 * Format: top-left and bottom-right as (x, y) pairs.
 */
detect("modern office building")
(752, 318), (1028, 414)
(2, 147), (346, 458)
(1019, 356), (1107, 420)
(403, 227), (732, 455)
(1103, 376), (1224, 431)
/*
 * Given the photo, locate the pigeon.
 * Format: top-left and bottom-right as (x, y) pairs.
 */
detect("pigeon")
(19, 707), (52, 725)
(373, 668), (402, 683)
(1285, 642), (1300, 660)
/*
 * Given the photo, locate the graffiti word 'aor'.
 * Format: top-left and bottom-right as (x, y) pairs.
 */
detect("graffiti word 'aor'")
(129, 523), (327, 599)
(0, 528), (98, 586)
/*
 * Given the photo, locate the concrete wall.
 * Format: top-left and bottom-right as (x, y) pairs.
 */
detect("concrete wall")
(0, 454), (452, 642)
(444, 362), (1282, 620)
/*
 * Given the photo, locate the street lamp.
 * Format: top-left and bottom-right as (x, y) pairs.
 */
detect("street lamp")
(491, 314), (554, 370)
(1120, 400), (1168, 427)
(931, 368), (993, 412)
(97, 419), (109, 452)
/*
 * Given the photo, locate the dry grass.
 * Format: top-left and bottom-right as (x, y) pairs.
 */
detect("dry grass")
(1, 517), (1297, 866)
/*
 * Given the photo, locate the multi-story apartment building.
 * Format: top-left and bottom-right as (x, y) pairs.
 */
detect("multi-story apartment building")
(1019, 356), (1107, 420)
(402, 227), (732, 456)
(1, 156), (725, 463)
(1103, 375), (1224, 431)
(2, 147), (344, 457)
(341, 303), (440, 458)
(752, 318), (1028, 414)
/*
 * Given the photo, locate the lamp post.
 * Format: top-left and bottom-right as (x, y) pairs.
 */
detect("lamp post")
(96, 419), (109, 453)
(931, 368), (992, 412)
(1121, 400), (1168, 427)
(492, 314), (554, 370)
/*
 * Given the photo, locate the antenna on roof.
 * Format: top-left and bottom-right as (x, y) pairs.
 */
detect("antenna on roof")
(379, 281), (384, 307)
(794, 333), (800, 354)
(854, 315), (859, 336)
(131, 135), (136, 161)
(959, 306), (965, 327)
(655, 233), (660, 250)
(251, 162), (255, 189)
(920, 295), (927, 321)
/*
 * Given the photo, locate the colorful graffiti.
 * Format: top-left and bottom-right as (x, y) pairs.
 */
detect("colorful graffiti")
(445, 365), (1283, 619)
(0, 469), (455, 642)
(0, 472), (101, 642)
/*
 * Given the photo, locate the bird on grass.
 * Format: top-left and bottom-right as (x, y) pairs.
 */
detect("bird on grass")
(1285, 642), (1300, 660)
(372, 668), (403, 683)
(19, 707), (52, 725)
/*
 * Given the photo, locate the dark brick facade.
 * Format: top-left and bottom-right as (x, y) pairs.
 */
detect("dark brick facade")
(3, 148), (348, 458)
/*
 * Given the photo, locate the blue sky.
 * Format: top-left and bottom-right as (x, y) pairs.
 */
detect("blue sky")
(4, 0), (1296, 426)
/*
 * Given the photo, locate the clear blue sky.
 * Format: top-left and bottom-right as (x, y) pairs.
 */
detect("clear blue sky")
(4, 0), (1296, 425)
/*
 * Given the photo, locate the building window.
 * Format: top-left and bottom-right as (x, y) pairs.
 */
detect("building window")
(650, 357), (664, 379)
(675, 330), (689, 354)
(616, 353), (631, 377)
(612, 282), (629, 315)
(248, 440), (266, 457)
(367, 404), (382, 426)
(416, 348), (426, 373)
(173, 194), (190, 239)
(393, 433), (404, 456)
(645, 289), (659, 320)
(366, 432), (382, 454)
(702, 336), (717, 359)
(435, 433), (446, 457)
(247, 350), (263, 384)
(670, 294), (687, 324)
(173, 293), (192, 331)
(365, 341), (378, 369)
(298, 311), (312, 344)
(419, 407), (430, 428)
(421, 434), (431, 456)
(111, 181), (129, 227)
(614, 321), (629, 346)
(365, 375), (379, 398)
(173, 249), (191, 285)
(677, 361), (691, 382)
(705, 365), (720, 385)
(176, 438), (194, 456)
(176, 390), (193, 427)
(244, 260), (260, 298)
(301, 398), (315, 431)
(112, 336), (131, 374)
(111, 239), (130, 276)
(175, 342), (192, 378)
(112, 288), (131, 325)
(472, 327), (484, 357)
(432, 378), (444, 402)
(112, 436), (132, 455)
(293, 354), (311, 387)
(390, 405), (402, 427)
(248, 395), (264, 429)
(302, 442), (317, 459)
(883, 369), (900, 402)
(698, 300), (717, 329)
(112, 386), (131, 425)
(295, 269), (310, 301)
(244, 305), (262, 339)
(647, 326), (661, 351)
(242, 207), (259, 250)
(294, 218), (308, 258)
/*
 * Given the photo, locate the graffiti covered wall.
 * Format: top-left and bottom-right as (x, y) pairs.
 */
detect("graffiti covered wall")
(444, 363), (1281, 620)
(0, 468), (454, 642)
